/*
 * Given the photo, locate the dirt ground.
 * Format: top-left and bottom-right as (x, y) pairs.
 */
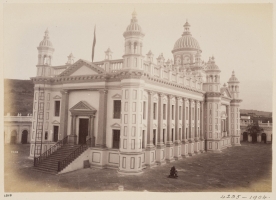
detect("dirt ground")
(4, 142), (272, 192)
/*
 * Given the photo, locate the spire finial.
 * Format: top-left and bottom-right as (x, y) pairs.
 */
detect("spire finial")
(182, 19), (191, 36)
(132, 9), (137, 18)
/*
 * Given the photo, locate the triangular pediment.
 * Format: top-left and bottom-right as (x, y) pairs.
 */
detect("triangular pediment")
(58, 59), (105, 77)
(53, 95), (61, 99)
(70, 101), (96, 111)
(112, 93), (122, 99)
(111, 123), (121, 128)
(52, 120), (60, 124)
(221, 87), (232, 99)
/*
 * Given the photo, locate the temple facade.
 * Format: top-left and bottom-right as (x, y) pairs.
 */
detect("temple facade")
(29, 12), (242, 174)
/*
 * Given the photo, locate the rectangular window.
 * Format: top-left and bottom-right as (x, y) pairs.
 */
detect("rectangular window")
(35, 145), (41, 155)
(179, 128), (181, 140)
(186, 128), (188, 139)
(163, 104), (166, 120)
(54, 101), (60, 117)
(163, 129), (165, 143)
(153, 103), (157, 120)
(112, 130), (120, 149)
(46, 112), (49, 120)
(143, 102), (146, 119)
(39, 92), (44, 100)
(142, 130), (145, 149)
(179, 106), (182, 120)
(172, 105), (174, 120)
(153, 129), (156, 146)
(47, 102), (50, 110)
(171, 129), (174, 142)
(47, 93), (50, 101)
(113, 100), (121, 119)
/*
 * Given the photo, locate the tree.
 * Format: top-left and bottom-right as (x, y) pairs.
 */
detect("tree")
(246, 122), (264, 143)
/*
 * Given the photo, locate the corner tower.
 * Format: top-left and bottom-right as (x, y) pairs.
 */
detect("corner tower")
(203, 56), (222, 152)
(119, 11), (145, 175)
(228, 71), (242, 146)
(37, 29), (54, 77)
(123, 10), (145, 70)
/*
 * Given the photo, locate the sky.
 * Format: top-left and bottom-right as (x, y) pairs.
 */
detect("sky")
(3, 3), (273, 112)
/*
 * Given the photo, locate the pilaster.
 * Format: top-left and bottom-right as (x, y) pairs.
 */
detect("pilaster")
(59, 90), (69, 140)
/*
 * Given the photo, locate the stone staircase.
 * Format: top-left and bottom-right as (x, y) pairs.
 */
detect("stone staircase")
(33, 144), (80, 174)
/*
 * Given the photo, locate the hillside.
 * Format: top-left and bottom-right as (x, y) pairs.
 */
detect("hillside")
(240, 109), (272, 117)
(4, 79), (34, 116)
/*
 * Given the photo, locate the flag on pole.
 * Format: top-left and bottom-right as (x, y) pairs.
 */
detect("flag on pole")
(92, 25), (96, 62)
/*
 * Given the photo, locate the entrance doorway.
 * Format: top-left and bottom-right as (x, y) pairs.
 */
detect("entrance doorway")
(261, 133), (267, 143)
(10, 130), (17, 144)
(21, 130), (28, 144)
(79, 118), (89, 144)
(243, 132), (248, 142)
(53, 126), (59, 142)
(112, 130), (120, 149)
(252, 133), (257, 143)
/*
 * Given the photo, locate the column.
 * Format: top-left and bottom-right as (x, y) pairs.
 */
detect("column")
(90, 115), (95, 147)
(200, 101), (205, 152)
(174, 97), (182, 160)
(96, 89), (108, 148)
(181, 98), (189, 157)
(156, 93), (165, 165)
(60, 90), (70, 140)
(145, 90), (156, 167)
(165, 95), (174, 162)
(146, 91), (154, 148)
(227, 105), (231, 137)
(188, 99), (195, 156)
(68, 114), (77, 144)
(194, 101), (200, 154)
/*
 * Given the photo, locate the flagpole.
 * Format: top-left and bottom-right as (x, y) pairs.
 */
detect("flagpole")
(92, 25), (96, 62)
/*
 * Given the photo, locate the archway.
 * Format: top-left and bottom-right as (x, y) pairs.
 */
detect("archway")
(252, 133), (257, 143)
(261, 133), (267, 143)
(10, 130), (17, 144)
(243, 132), (248, 142)
(21, 130), (28, 144)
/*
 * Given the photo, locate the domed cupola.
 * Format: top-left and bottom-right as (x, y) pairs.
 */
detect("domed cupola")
(37, 28), (55, 66)
(228, 71), (240, 83)
(172, 21), (201, 53)
(123, 10), (144, 37)
(39, 29), (54, 49)
(122, 11), (145, 70)
(205, 56), (220, 72)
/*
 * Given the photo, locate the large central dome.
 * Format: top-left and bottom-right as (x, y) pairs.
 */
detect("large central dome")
(172, 21), (201, 53)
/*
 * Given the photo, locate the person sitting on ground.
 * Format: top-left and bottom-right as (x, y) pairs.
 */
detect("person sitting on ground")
(170, 166), (178, 177)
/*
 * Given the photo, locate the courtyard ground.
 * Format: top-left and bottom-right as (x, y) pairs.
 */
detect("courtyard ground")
(4, 142), (272, 192)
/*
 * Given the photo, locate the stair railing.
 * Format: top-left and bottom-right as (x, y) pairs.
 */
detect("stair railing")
(58, 138), (92, 172)
(34, 135), (69, 167)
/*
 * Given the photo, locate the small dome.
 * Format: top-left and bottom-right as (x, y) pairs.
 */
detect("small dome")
(39, 29), (53, 48)
(228, 71), (240, 83)
(125, 11), (143, 33)
(172, 21), (201, 53)
(205, 56), (220, 71)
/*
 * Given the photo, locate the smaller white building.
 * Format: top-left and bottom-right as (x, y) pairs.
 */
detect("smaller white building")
(4, 113), (32, 144)
(240, 115), (272, 143)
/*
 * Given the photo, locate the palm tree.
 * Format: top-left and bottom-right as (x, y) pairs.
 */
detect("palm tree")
(246, 122), (264, 143)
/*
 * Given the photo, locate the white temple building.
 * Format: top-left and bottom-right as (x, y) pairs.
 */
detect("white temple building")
(29, 11), (242, 175)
